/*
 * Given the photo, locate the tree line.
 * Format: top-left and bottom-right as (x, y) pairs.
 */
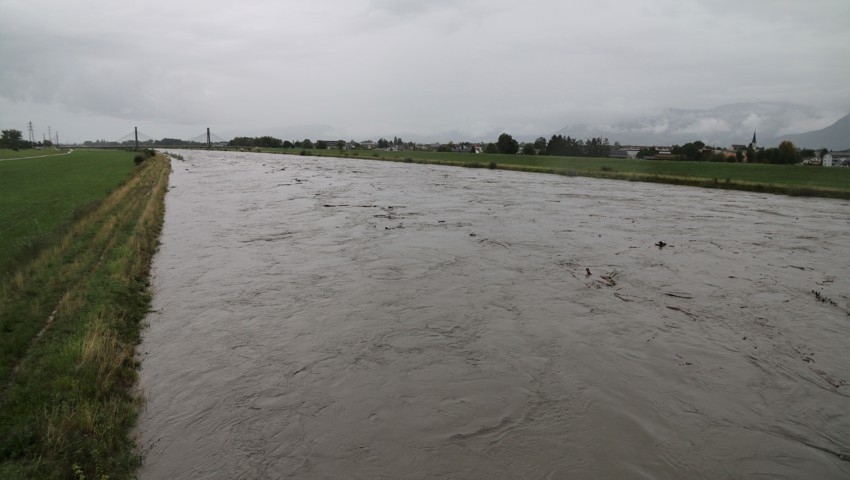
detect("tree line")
(0, 127), (821, 166)
(484, 133), (612, 157)
(228, 136), (353, 150)
(1, 129), (36, 150)
(640, 140), (806, 164)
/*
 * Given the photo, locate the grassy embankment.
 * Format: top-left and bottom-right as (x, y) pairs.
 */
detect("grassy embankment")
(250, 147), (850, 199)
(0, 149), (170, 479)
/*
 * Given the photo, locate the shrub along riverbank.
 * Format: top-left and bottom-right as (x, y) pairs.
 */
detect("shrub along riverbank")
(242, 148), (850, 199)
(0, 151), (170, 479)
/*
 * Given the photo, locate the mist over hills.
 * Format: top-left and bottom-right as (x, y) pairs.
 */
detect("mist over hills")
(779, 113), (850, 150)
(220, 102), (847, 150)
(554, 102), (847, 149)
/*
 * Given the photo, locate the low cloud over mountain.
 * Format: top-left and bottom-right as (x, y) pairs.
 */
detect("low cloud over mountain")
(556, 102), (845, 148)
(779, 114), (850, 150)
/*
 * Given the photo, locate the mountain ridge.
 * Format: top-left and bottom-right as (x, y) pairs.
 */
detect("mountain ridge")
(775, 113), (850, 150)
(554, 102), (847, 149)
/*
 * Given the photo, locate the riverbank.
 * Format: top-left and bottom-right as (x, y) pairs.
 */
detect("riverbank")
(240, 148), (850, 199)
(0, 152), (170, 479)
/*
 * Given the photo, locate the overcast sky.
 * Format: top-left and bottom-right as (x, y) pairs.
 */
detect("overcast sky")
(1, 0), (848, 143)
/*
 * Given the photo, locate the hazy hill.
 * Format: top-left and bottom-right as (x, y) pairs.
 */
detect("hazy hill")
(555, 102), (844, 148)
(773, 114), (850, 150)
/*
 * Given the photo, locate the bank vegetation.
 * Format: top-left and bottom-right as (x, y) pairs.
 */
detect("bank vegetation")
(0, 151), (170, 479)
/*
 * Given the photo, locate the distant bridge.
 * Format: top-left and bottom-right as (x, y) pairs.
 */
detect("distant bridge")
(113, 127), (226, 149)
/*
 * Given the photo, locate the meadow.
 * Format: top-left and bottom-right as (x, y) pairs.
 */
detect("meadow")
(254, 148), (850, 198)
(0, 149), (69, 160)
(0, 150), (137, 277)
(0, 150), (169, 479)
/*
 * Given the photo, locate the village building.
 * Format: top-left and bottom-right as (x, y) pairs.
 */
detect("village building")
(749, 131), (758, 150)
(822, 151), (850, 167)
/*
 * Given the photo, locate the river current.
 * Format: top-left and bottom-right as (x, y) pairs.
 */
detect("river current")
(137, 150), (850, 479)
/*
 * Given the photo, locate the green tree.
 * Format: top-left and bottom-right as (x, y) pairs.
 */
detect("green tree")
(706, 152), (728, 163)
(256, 136), (283, 148)
(777, 140), (800, 164)
(228, 136), (282, 148)
(522, 143), (536, 155)
(228, 137), (253, 147)
(533, 136), (547, 151)
(585, 137), (611, 157)
(315, 140), (328, 149)
(1, 129), (23, 149)
(673, 141), (706, 161)
(496, 133), (519, 154)
(545, 135), (567, 156)
(637, 147), (658, 159)
(302, 139), (314, 149)
(484, 143), (497, 154)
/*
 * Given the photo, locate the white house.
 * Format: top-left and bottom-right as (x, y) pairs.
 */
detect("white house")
(822, 152), (850, 167)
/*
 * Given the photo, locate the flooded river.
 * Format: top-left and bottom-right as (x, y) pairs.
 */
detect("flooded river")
(137, 150), (850, 479)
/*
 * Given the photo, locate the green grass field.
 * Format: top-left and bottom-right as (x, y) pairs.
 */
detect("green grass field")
(0, 150), (169, 479)
(251, 148), (850, 198)
(0, 150), (137, 277)
(0, 149), (70, 160)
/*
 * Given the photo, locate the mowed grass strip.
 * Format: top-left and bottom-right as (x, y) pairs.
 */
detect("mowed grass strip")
(0, 153), (169, 479)
(255, 148), (850, 198)
(0, 149), (136, 277)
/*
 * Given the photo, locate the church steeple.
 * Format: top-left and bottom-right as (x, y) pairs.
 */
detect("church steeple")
(750, 131), (757, 149)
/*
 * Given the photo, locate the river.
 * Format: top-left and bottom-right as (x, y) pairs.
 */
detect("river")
(137, 150), (850, 479)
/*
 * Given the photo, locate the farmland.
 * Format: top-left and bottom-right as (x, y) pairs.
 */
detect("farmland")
(0, 150), (137, 276)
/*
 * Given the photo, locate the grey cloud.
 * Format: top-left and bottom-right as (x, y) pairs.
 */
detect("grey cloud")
(0, 0), (848, 143)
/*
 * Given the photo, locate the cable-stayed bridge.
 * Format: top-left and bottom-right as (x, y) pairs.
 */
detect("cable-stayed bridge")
(112, 127), (226, 149)
(117, 129), (154, 143)
(188, 130), (226, 144)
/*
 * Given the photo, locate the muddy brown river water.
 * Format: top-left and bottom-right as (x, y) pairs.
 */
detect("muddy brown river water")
(137, 150), (850, 479)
